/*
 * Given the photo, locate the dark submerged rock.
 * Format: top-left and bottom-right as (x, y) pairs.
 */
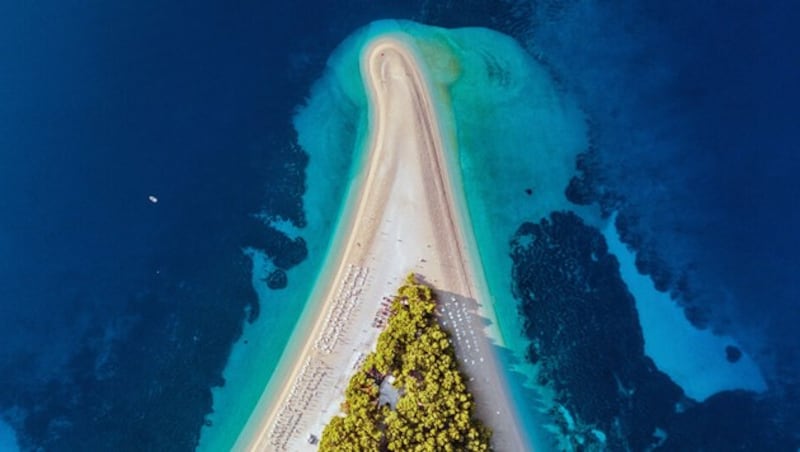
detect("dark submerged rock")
(565, 175), (594, 205)
(725, 345), (742, 363)
(265, 269), (288, 290)
(509, 211), (795, 449)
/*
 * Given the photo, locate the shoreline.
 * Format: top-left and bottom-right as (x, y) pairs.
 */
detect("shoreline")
(388, 36), (533, 450)
(238, 33), (531, 451)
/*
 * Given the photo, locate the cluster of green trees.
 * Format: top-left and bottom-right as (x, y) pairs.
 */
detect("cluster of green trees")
(319, 274), (492, 451)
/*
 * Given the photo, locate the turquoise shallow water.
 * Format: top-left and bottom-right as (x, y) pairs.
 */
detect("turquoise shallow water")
(198, 22), (375, 452)
(423, 24), (591, 446)
(197, 30), (368, 452)
(442, 25), (589, 364)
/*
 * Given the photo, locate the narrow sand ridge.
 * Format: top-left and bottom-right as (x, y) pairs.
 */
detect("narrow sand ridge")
(241, 36), (529, 451)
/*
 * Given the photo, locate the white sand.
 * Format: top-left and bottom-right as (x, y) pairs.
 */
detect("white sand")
(238, 36), (530, 451)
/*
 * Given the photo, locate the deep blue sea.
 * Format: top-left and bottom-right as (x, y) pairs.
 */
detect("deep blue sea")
(1, 1), (797, 450)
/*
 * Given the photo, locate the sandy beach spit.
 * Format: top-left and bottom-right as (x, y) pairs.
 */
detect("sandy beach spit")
(238, 35), (530, 451)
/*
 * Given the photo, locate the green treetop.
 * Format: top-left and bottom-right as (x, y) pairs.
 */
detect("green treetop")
(319, 273), (492, 452)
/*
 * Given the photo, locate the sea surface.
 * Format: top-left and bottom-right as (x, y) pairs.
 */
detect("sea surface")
(1, 1), (797, 451)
